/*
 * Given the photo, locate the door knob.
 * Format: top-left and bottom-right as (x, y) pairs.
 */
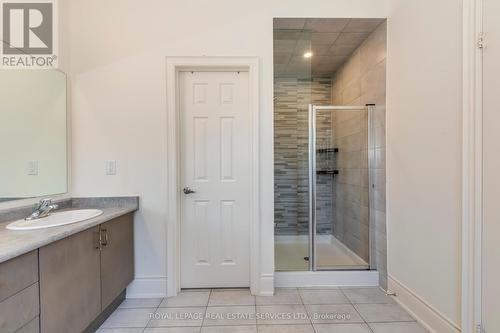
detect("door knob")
(183, 187), (196, 195)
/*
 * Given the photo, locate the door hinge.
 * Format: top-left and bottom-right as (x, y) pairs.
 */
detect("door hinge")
(477, 323), (485, 333)
(478, 32), (484, 49)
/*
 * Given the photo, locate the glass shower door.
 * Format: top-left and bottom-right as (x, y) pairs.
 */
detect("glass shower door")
(311, 105), (372, 271)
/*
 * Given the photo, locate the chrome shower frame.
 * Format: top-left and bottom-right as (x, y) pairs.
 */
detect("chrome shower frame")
(308, 104), (376, 271)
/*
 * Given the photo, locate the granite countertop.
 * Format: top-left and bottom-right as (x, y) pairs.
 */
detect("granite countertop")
(0, 197), (139, 264)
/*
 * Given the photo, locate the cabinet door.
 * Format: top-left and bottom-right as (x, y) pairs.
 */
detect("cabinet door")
(100, 214), (134, 310)
(0, 283), (38, 333)
(39, 226), (101, 333)
(0, 250), (39, 332)
(0, 250), (38, 302)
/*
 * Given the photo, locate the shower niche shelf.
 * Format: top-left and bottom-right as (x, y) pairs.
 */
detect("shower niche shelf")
(316, 170), (339, 175)
(316, 147), (338, 176)
(316, 148), (339, 154)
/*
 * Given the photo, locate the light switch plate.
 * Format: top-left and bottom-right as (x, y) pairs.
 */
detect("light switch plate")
(27, 160), (38, 175)
(105, 160), (117, 175)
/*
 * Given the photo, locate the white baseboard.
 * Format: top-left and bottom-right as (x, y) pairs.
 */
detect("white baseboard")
(127, 275), (275, 298)
(388, 275), (460, 333)
(275, 270), (379, 288)
(126, 276), (167, 298)
(258, 274), (275, 296)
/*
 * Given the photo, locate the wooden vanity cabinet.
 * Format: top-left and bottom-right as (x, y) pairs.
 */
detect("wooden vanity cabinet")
(39, 213), (134, 333)
(39, 226), (101, 333)
(100, 214), (134, 310)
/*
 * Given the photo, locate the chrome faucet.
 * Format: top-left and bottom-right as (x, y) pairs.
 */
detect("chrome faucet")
(25, 198), (59, 221)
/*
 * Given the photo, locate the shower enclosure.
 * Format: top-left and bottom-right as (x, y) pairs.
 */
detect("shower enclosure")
(273, 17), (386, 286)
(310, 104), (375, 271)
(274, 100), (375, 272)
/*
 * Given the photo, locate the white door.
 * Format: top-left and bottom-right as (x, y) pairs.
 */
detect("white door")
(179, 71), (251, 288)
(482, 1), (500, 331)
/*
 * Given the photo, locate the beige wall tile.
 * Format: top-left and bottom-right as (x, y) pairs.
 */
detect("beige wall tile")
(361, 60), (386, 106)
(342, 79), (361, 105)
(337, 151), (361, 169)
(360, 23), (387, 74)
(336, 113), (362, 138)
(329, 20), (387, 284)
(338, 133), (362, 152)
(341, 184), (362, 204)
(335, 109), (362, 124)
(336, 168), (361, 186)
(341, 50), (361, 86)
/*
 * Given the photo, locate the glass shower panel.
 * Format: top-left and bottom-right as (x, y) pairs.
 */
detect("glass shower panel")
(273, 22), (313, 271)
(313, 107), (371, 271)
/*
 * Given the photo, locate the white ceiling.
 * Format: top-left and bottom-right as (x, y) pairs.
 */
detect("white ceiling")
(273, 18), (385, 77)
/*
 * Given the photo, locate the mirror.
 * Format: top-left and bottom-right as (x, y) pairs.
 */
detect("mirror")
(0, 70), (67, 203)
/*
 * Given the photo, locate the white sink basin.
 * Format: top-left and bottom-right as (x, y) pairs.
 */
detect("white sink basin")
(6, 209), (103, 230)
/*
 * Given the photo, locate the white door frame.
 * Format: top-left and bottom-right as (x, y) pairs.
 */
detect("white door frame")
(462, 0), (483, 332)
(166, 57), (260, 297)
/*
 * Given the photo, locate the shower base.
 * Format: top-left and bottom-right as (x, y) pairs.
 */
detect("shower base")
(275, 235), (369, 271)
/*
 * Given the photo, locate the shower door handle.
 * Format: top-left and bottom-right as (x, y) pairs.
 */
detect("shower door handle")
(183, 187), (196, 195)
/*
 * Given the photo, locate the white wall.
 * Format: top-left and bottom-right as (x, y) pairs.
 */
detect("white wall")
(386, 0), (462, 331)
(66, 0), (387, 296)
(66, 1), (464, 329)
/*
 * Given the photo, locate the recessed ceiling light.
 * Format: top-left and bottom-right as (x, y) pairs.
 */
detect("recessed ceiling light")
(303, 52), (313, 58)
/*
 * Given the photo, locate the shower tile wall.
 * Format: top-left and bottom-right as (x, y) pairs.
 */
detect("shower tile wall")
(274, 77), (332, 235)
(331, 110), (369, 262)
(331, 22), (387, 288)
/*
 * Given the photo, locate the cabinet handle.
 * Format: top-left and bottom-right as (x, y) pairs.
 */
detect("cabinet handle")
(96, 230), (102, 250)
(102, 229), (110, 248)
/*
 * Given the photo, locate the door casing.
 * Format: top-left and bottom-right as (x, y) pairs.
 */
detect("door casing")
(165, 57), (261, 297)
(462, 0), (484, 332)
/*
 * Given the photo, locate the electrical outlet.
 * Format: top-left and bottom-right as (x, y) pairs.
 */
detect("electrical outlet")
(27, 160), (38, 175)
(105, 160), (117, 175)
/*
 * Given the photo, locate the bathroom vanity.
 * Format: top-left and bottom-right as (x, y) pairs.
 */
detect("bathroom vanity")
(0, 65), (139, 333)
(0, 197), (138, 333)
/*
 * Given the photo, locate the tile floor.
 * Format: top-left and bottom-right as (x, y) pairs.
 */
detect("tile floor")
(97, 287), (428, 333)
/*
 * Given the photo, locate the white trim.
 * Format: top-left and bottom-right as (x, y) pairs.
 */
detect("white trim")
(313, 105), (368, 111)
(259, 274), (275, 296)
(275, 271), (379, 288)
(126, 276), (168, 299)
(388, 275), (460, 333)
(166, 56), (261, 297)
(462, 0), (483, 332)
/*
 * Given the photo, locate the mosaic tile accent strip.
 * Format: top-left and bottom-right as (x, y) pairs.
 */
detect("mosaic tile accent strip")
(274, 77), (333, 235)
